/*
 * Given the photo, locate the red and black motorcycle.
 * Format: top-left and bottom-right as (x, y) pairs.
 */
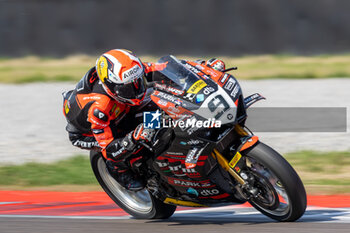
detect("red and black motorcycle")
(90, 55), (306, 222)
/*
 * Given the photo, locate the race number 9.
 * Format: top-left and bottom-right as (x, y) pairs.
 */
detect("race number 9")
(208, 95), (229, 119)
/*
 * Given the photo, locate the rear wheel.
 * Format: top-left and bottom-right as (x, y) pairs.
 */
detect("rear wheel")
(90, 151), (176, 219)
(241, 142), (307, 222)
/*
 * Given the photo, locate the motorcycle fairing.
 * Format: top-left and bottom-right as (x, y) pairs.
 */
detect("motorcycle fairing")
(148, 56), (251, 204)
(152, 136), (235, 203)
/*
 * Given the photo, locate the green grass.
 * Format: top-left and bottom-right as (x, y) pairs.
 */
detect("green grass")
(0, 54), (350, 83)
(284, 151), (350, 194)
(284, 151), (350, 173)
(0, 156), (97, 186)
(0, 151), (350, 194)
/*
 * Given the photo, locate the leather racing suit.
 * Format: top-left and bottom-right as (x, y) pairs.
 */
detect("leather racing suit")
(62, 62), (163, 171)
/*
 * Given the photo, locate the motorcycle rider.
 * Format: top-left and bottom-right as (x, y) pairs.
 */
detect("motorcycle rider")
(62, 49), (225, 191)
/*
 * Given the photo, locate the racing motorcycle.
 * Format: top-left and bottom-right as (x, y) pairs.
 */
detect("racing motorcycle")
(90, 55), (307, 222)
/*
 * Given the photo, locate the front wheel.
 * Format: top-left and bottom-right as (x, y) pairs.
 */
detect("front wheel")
(241, 142), (307, 222)
(90, 151), (176, 219)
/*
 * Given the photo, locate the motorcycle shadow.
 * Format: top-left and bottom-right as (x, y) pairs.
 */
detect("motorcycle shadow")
(143, 208), (348, 225)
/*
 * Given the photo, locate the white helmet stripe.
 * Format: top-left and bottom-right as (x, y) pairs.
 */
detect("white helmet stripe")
(103, 53), (122, 82)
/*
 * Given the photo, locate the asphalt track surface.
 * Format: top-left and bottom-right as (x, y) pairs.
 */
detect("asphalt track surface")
(1, 191), (350, 233)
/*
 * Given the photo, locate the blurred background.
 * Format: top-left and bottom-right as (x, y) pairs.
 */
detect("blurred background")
(1, 0), (350, 56)
(0, 0), (349, 194)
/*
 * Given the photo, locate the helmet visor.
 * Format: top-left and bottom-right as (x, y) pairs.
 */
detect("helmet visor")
(113, 76), (146, 100)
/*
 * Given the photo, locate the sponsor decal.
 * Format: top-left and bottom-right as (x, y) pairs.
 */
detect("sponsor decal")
(204, 67), (221, 78)
(167, 163), (200, 177)
(229, 151), (242, 168)
(203, 86), (215, 95)
(157, 99), (168, 106)
(187, 80), (207, 94)
(143, 110), (161, 129)
(184, 63), (210, 79)
(185, 147), (205, 168)
(122, 65), (143, 81)
(96, 56), (108, 82)
(155, 161), (168, 168)
(217, 128), (231, 140)
(195, 64), (204, 70)
(154, 83), (184, 96)
(187, 188), (199, 196)
(183, 93), (196, 101)
(157, 92), (182, 105)
(73, 140), (99, 149)
(111, 147), (126, 157)
(224, 78), (236, 91)
(186, 147), (199, 162)
(109, 104), (121, 118)
(168, 163), (186, 176)
(195, 94), (205, 103)
(186, 139), (204, 145)
(220, 74), (229, 84)
(230, 85), (240, 98)
(168, 87), (184, 96)
(167, 105), (180, 114)
(168, 177), (214, 188)
(167, 152), (184, 156)
(200, 189), (220, 196)
(234, 166), (241, 173)
(82, 96), (101, 100)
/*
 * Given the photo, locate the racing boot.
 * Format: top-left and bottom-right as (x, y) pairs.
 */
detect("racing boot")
(114, 169), (145, 191)
(106, 161), (144, 191)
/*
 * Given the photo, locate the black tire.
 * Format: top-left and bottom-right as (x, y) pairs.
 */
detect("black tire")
(242, 142), (307, 222)
(90, 151), (176, 219)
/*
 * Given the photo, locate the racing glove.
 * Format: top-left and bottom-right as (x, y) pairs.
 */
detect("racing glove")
(105, 123), (156, 159)
(205, 58), (226, 72)
(133, 123), (156, 150)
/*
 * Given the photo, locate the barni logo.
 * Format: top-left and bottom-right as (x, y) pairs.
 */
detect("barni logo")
(143, 110), (161, 129)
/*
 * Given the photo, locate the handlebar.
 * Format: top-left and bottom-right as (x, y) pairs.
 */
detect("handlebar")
(223, 67), (238, 72)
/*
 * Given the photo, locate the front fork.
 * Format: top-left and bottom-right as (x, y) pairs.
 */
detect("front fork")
(211, 125), (259, 199)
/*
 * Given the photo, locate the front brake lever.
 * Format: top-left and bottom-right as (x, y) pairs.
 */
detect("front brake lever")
(223, 67), (238, 72)
(139, 141), (154, 152)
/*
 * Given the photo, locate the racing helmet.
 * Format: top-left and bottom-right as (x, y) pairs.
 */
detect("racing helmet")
(95, 49), (147, 105)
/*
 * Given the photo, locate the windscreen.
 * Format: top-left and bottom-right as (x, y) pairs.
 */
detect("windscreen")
(153, 55), (202, 91)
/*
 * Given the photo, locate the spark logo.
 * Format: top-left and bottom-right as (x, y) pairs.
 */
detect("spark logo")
(143, 110), (161, 129)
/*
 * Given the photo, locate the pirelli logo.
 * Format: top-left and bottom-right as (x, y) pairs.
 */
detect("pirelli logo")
(229, 151), (242, 168)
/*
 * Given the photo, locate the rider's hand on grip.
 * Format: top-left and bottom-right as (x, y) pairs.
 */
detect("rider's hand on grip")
(205, 58), (226, 72)
(133, 123), (155, 144)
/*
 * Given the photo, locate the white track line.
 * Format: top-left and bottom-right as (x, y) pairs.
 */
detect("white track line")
(1, 207), (350, 223)
(0, 215), (131, 220)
